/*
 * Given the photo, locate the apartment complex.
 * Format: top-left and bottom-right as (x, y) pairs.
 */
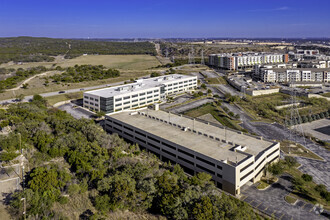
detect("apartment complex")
(83, 74), (197, 113)
(255, 66), (330, 83)
(209, 52), (288, 70)
(105, 109), (280, 195)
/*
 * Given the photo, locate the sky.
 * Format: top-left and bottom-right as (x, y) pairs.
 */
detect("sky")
(0, 0), (330, 38)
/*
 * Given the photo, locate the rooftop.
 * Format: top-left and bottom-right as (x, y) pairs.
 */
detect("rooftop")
(84, 74), (196, 98)
(108, 109), (277, 166)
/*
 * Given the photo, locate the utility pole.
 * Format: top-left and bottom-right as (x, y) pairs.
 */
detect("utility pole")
(201, 49), (205, 65)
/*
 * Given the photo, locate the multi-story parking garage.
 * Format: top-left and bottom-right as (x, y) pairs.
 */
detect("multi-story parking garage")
(83, 74), (197, 113)
(105, 108), (280, 195)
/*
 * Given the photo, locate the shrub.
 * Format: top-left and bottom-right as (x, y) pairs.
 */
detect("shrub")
(284, 156), (297, 168)
(315, 184), (327, 193)
(58, 196), (69, 204)
(301, 174), (313, 182)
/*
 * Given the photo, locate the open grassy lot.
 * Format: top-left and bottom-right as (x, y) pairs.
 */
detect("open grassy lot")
(45, 92), (83, 106)
(321, 92), (330, 98)
(280, 140), (323, 160)
(238, 93), (330, 123)
(0, 71), (149, 101)
(205, 77), (227, 84)
(0, 54), (161, 70)
(183, 102), (243, 131)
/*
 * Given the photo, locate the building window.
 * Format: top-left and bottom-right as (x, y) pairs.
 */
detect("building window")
(139, 92), (146, 96)
(124, 96), (130, 100)
(115, 98), (122, 101)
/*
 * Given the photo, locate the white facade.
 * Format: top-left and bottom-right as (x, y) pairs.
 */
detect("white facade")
(256, 68), (330, 83)
(83, 74), (198, 113)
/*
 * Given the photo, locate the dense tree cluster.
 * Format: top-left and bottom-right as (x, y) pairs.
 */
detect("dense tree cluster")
(0, 66), (47, 92)
(50, 65), (120, 83)
(1, 99), (260, 219)
(0, 37), (157, 64)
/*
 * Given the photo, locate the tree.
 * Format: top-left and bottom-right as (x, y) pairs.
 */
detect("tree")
(207, 89), (212, 94)
(201, 84), (207, 89)
(150, 72), (161, 77)
(191, 196), (214, 220)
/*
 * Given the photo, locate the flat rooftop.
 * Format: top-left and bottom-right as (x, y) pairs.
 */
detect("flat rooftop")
(108, 109), (277, 165)
(84, 74), (195, 98)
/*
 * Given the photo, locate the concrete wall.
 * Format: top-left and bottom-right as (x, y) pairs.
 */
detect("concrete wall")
(246, 88), (279, 96)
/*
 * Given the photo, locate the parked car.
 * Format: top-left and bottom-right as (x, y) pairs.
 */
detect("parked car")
(59, 91), (65, 94)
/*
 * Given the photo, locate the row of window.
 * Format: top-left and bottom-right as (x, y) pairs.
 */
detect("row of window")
(84, 96), (96, 101)
(114, 99), (158, 111)
(115, 90), (160, 102)
(115, 95), (158, 107)
(84, 101), (99, 107)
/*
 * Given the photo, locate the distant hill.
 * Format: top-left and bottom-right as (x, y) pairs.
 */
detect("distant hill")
(0, 36), (157, 64)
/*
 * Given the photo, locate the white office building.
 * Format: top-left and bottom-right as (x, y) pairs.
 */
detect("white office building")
(83, 74), (198, 113)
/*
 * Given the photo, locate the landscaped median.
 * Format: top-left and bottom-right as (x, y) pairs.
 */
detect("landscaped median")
(257, 177), (278, 190)
(285, 195), (298, 205)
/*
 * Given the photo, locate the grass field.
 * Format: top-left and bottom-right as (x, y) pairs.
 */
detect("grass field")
(0, 71), (149, 101)
(0, 54), (161, 70)
(238, 93), (330, 123)
(45, 92), (83, 106)
(321, 92), (330, 98)
(205, 77), (227, 84)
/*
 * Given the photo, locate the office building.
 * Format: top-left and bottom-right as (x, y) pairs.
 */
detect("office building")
(83, 74), (197, 113)
(105, 109), (280, 195)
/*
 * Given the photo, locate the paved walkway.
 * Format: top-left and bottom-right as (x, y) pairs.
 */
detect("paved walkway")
(241, 174), (328, 220)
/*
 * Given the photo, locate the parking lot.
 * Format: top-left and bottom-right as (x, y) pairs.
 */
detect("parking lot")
(296, 118), (330, 142)
(241, 174), (329, 220)
(58, 102), (94, 119)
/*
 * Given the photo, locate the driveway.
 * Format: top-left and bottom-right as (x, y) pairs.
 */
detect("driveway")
(241, 174), (328, 220)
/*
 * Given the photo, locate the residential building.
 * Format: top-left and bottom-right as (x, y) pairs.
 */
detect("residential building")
(255, 67), (330, 83)
(105, 109), (280, 195)
(209, 52), (288, 70)
(83, 74), (197, 113)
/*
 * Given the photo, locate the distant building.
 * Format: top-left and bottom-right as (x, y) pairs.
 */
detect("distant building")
(209, 52), (288, 70)
(83, 74), (197, 113)
(105, 109), (280, 195)
(255, 66), (330, 83)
